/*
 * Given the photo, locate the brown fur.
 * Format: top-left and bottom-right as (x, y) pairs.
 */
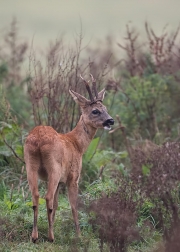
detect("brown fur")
(24, 86), (114, 242)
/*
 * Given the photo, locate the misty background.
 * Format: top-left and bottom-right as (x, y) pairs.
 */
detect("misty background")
(1, 0), (180, 50)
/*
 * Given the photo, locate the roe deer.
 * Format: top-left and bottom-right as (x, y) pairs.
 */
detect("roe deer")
(24, 74), (114, 242)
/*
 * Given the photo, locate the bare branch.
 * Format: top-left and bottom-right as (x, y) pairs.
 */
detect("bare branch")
(3, 138), (25, 164)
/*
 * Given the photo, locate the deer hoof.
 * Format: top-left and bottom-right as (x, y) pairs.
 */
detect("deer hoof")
(48, 238), (54, 243)
(32, 237), (38, 243)
(31, 231), (38, 243)
(48, 232), (54, 242)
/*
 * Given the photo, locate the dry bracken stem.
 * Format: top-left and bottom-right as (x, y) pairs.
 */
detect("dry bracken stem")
(10, 183), (14, 204)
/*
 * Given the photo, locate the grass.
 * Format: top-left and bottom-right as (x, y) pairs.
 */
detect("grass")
(0, 187), (107, 252)
(0, 181), (162, 252)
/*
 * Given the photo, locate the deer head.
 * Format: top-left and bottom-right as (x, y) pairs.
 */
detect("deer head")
(69, 74), (114, 130)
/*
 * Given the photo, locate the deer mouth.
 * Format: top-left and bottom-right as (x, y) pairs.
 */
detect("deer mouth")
(103, 124), (111, 130)
(103, 119), (114, 130)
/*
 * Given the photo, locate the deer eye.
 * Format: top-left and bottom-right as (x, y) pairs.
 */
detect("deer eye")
(92, 109), (100, 115)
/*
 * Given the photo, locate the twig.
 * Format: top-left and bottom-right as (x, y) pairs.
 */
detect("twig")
(98, 166), (105, 180)
(3, 138), (25, 164)
(109, 115), (133, 161)
(18, 166), (24, 192)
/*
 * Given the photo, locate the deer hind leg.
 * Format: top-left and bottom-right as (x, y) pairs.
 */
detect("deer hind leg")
(45, 175), (60, 242)
(52, 183), (61, 224)
(67, 179), (80, 235)
(26, 165), (39, 243)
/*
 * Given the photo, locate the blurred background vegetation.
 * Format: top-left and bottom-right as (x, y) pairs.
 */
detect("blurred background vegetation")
(1, 1), (180, 251)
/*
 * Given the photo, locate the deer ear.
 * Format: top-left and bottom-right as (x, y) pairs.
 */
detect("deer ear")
(69, 89), (90, 106)
(98, 88), (106, 101)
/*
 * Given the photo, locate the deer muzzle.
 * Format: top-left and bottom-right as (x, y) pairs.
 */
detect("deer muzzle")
(103, 118), (114, 130)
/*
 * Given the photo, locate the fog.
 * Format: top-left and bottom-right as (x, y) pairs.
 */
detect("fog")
(1, 0), (180, 49)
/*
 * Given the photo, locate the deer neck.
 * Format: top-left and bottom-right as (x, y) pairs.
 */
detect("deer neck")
(67, 115), (97, 154)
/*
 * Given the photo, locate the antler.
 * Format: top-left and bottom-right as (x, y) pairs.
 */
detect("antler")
(80, 74), (94, 102)
(90, 74), (98, 99)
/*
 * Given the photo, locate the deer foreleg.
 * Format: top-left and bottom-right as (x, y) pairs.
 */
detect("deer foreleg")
(68, 180), (80, 235)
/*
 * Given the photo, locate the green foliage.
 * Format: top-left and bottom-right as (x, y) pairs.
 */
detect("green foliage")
(0, 61), (32, 128)
(0, 87), (26, 186)
(81, 137), (128, 188)
(138, 200), (155, 227)
(0, 85), (11, 122)
(0, 63), (8, 82)
(6, 84), (33, 127)
(110, 74), (180, 143)
(0, 181), (6, 201)
(83, 179), (117, 200)
(0, 120), (24, 159)
(142, 164), (151, 176)
(91, 148), (127, 168)
(83, 137), (100, 162)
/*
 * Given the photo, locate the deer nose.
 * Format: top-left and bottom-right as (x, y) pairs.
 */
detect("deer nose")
(104, 118), (114, 125)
